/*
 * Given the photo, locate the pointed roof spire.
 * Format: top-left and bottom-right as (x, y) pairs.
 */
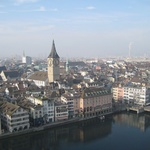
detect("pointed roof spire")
(48, 40), (59, 58)
(23, 51), (25, 57)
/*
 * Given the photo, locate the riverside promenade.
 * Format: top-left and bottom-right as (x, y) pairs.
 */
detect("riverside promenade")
(0, 117), (80, 139)
(0, 115), (108, 140)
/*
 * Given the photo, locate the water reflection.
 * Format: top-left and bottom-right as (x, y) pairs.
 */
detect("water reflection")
(1, 113), (150, 150)
(113, 112), (150, 132)
(0, 118), (112, 150)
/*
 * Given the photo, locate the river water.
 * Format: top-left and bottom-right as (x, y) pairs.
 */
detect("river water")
(1, 112), (150, 150)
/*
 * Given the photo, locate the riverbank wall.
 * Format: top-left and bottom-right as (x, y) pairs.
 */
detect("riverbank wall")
(0, 113), (112, 140)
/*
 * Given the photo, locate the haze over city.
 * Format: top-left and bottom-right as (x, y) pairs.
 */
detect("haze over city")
(0, 0), (150, 58)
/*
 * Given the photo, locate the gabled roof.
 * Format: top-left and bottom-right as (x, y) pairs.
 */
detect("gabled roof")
(0, 101), (20, 116)
(28, 71), (48, 81)
(18, 99), (43, 110)
(81, 87), (111, 99)
(2, 70), (20, 79)
(7, 86), (18, 93)
(50, 91), (60, 98)
(48, 40), (59, 58)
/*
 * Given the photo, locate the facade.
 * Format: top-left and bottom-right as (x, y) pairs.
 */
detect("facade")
(47, 40), (60, 83)
(73, 92), (81, 117)
(18, 100), (44, 126)
(28, 95), (68, 122)
(61, 91), (81, 118)
(30, 105), (44, 126)
(80, 88), (112, 118)
(61, 92), (74, 118)
(112, 85), (124, 101)
(0, 102), (30, 132)
(28, 96), (55, 123)
(124, 86), (150, 105)
(26, 56), (32, 65)
(54, 101), (68, 121)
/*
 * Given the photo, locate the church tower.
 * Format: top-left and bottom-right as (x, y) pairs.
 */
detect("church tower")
(48, 40), (60, 83)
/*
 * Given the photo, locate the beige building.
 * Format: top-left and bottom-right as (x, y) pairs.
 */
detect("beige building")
(47, 40), (60, 83)
(112, 85), (124, 101)
(80, 88), (112, 118)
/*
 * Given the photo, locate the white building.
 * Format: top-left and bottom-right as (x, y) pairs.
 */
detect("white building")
(124, 86), (150, 105)
(61, 92), (74, 118)
(54, 101), (68, 121)
(28, 94), (69, 122)
(30, 105), (44, 125)
(28, 71), (49, 87)
(18, 100), (44, 126)
(22, 51), (32, 65)
(0, 102), (30, 132)
(22, 52), (26, 64)
(28, 96), (55, 123)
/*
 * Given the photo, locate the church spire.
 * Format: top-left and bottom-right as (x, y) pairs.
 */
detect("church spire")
(23, 51), (25, 57)
(48, 40), (59, 58)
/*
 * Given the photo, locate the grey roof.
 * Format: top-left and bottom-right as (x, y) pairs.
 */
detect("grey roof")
(68, 61), (86, 67)
(3, 70), (20, 79)
(28, 71), (48, 81)
(81, 87), (111, 99)
(48, 40), (59, 58)
(0, 101), (20, 116)
(0, 66), (7, 73)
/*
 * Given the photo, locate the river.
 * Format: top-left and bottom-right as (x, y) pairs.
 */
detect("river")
(1, 112), (150, 150)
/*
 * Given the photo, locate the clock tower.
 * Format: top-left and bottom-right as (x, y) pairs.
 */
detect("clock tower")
(48, 40), (60, 83)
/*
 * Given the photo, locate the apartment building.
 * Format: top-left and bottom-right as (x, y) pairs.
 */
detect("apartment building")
(80, 87), (112, 118)
(0, 101), (29, 132)
(18, 100), (44, 126)
(61, 91), (81, 118)
(124, 85), (150, 105)
(112, 85), (124, 101)
(54, 101), (68, 121)
(28, 96), (55, 123)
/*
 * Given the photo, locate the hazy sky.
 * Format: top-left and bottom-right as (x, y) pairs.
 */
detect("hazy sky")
(0, 0), (150, 58)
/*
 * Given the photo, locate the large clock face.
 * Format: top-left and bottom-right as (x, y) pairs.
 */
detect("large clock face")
(54, 59), (59, 66)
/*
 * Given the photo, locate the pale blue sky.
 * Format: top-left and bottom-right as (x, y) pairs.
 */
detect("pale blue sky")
(0, 0), (150, 58)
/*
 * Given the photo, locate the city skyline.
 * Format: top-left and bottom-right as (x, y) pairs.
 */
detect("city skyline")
(0, 0), (150, 58)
